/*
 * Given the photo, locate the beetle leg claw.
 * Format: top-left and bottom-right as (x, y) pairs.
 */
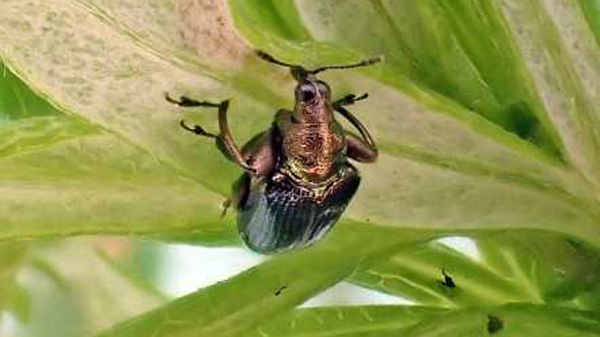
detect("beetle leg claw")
(179, 120), (218, 138)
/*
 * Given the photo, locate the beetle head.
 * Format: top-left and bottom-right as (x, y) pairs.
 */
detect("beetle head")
(294, 78), (330, 108)
(256, 50), (381, 108)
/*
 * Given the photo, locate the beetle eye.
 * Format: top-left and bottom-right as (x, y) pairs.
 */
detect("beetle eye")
(316, 81), (331, 99)
(297, 85), (317, 103)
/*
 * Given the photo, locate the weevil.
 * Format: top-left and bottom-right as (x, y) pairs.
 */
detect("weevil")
(166, 51), (381, 253)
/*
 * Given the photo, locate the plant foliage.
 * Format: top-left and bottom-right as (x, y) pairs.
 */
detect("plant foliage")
(0, 0), (598, 336)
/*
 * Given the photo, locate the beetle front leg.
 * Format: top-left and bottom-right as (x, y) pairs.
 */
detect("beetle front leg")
(346, 132), (378, 163)
(167, 94), (256, 174)
(240, 129), (277, 177)
(332, 103), (378, 163)
(215, 100), (257, 174)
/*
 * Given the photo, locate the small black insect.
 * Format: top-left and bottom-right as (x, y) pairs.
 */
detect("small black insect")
(487, 314), (504, 334)
(274, 286), (287, 296)
(440, 269), (456, 288)
(167, 50), (381, 253)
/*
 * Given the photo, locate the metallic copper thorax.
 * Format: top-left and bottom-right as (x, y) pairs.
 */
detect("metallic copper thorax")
(282, 77), (347, 183)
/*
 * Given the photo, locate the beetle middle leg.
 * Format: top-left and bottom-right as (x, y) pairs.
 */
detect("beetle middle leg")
(219, 128), (277, 217)
(240, 128), (277, 177)
(166, 94), (256, 174)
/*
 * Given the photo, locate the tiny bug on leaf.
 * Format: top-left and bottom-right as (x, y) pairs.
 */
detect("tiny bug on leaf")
(440, 268), (456, 288)
(487, 314), (504, 334)
(167, 51), (381, 253)
(274, 286), (287, 296)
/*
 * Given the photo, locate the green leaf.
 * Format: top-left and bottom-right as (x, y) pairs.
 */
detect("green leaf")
(0, 117), (230, 241)
(95, 225), (428, 337)
(227, 0), (600, 244)
(0, 61), (62, 121)
(250, 306), (447, 337)
(0, 1), (599, 336)
(249, 304), (600, 337)
(233, 0), (562, 155)
(0, 243), (26, 316)
(19, 239), (165, 336)
(229, 0), (310, 41)
(579, 0), (600, 44)
(351, 231), (600, 310)
(1, 0), (599, 246)
(0, 0), (257, 196)
(498, 0), (600, 184)
(0, 115), (95, 158)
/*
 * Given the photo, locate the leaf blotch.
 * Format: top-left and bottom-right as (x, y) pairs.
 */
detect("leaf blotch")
(176, 0), (251, 68)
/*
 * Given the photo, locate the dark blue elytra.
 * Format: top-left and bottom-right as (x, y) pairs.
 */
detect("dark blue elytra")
(237, 165), (361, 254)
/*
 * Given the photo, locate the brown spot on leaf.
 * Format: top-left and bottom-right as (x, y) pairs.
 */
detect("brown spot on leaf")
(175, 0), (251, 68)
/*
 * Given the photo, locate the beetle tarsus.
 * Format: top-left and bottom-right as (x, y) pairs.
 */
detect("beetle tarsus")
(333, 93), (369, 108)
(180, 120), (217, 138)
(165, 93), (221, 108)
(353, 93), (369, 102)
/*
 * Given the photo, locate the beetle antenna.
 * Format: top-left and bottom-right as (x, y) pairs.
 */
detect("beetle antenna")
(255, 50), (310, 81)
(255, 50), (382, 80)
(310, 56), (382, 74)
(255, 50), (299, 68)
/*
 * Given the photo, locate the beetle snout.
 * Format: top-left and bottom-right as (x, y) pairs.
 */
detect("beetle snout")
(295, 80), (331, 107)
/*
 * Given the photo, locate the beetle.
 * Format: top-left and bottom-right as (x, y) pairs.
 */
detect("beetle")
(166, 51), (381, 253)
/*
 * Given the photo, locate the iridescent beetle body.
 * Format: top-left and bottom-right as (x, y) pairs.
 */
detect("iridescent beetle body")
(167, 51), (380, 253)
